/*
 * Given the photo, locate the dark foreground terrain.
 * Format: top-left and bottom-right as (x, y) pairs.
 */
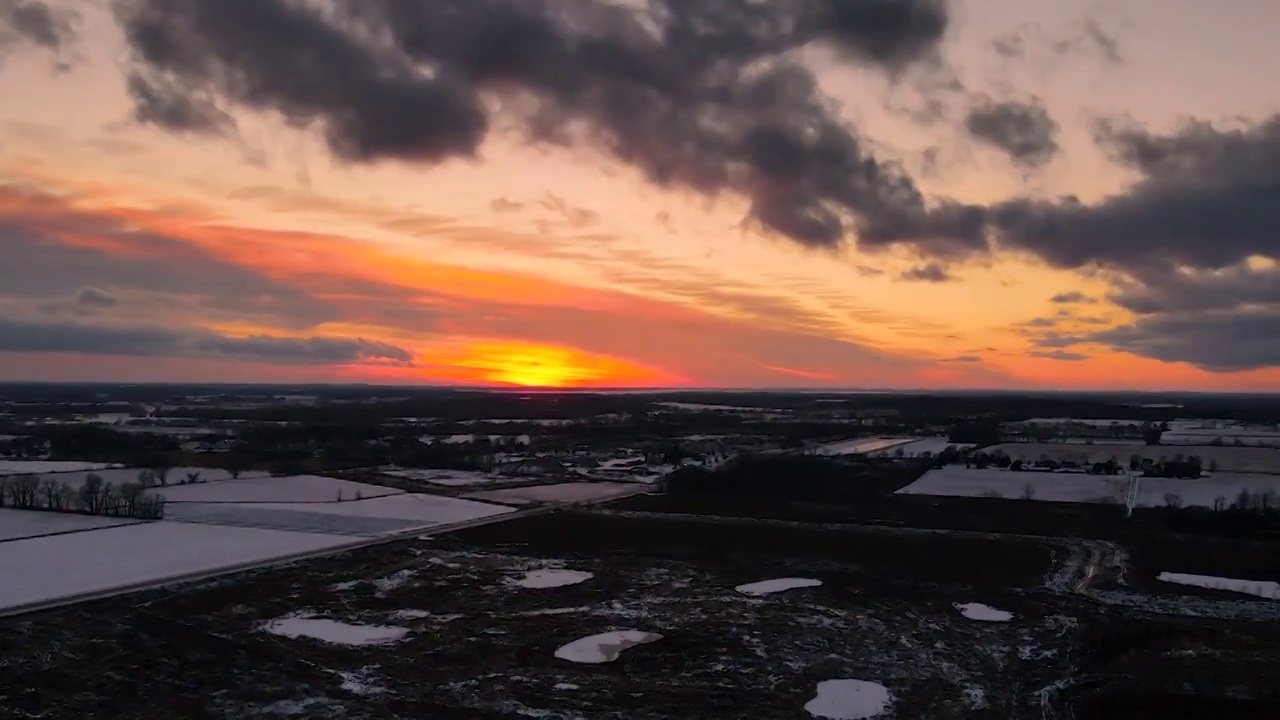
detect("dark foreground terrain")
(1, 498), (1277, 719)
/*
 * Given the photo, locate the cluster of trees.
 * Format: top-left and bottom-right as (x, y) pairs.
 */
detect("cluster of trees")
(0, 472), (166, 519)
(663, 453), (926, 502)
(954, 449), (1206, 479)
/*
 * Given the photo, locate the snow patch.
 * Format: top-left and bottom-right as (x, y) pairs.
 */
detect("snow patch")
(953, 603), (1014, 622)
(262, 615), (409, 646)
(804, 679), (894, 719)
(514, 569), (594, 589)
(735, 577), (823, 595)
(1157, 572), (1280, 600)
(554, 630), (663, 664)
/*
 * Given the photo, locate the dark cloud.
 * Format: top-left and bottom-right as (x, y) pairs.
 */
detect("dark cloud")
(1088, 312), (1280, 372)
(1109, 265), (1280, 315)
(965, 97), (1059, 168)
(943, 355), (981, 363)
(76, 286), (117, 308)
(1024, 317), (1057, 328)
(0, 317), (413, 364)
(111, 0), (986, 254)
(1028, 349), (1088, 362)
(1049, 291), (1094, 304)
(898, 262), (952, 282)
(1053, 19), (1122, 64)
(0, 0), (77, 52)
(992, 19), (1122, 65)
(0, 184), (441, 332)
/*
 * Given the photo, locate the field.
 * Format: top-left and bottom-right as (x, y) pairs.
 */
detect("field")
(0, 504), (1275, 719)
(989, 442), (1280, 474)
(897, 467), (1280, 508)
(464, 482), (647, 506)
(0, 507), (137, 541)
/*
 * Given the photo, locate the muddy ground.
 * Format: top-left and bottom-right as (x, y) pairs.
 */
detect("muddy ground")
(0, 501), (1276, 719)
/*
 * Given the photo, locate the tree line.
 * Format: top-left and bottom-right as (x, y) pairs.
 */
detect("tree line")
(0, 472), (166, 519)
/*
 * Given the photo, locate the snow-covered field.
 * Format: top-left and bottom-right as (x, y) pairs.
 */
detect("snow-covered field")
(0, 508), (138, 541)
(381, 468), (506, 487)
(815, 437), (915, 456)
(0, 522), (356, 612)
(866, 437), (974, 457)
(465, 482), (644, 505)
(165, 494), (515, 536)
(735, 578), (823, 595)
(897, 467), (1280, 508)
(1157, 572), (1279, 600)
(554, 630), (663, 664)
(989, 443), (1280, 473)
(804, 679), (894, 720)
(0, 460), (122, 476)
(153, 474), (399, 503)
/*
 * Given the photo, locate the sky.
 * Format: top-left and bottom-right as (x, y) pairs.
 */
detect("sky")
(0, 0), (1277, 391)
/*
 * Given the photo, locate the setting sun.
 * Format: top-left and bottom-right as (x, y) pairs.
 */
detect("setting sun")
(427, 341), (681, 388)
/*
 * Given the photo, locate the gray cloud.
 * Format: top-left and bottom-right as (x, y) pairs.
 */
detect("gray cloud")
(111, 0), (987, 254)
(76, 286), (117, 308)
(899, 262), (952, 282)
(0, 317), (413, 364)
(1109, 265), (1280, 315)
(1049, 291), (1094, 304)
(1028, 349), (1088, 362)
(943, 355), (981, 363)
(965, 97), (1059, 168)
(0, 0), (76, 52)
(1053, 19), (1122, 64)
(1089, 311), (1280, 372)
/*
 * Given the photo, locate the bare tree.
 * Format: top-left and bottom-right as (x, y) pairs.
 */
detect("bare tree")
(58, 482), (79, 511)
(1213, 495), (1227, 512)
(0, 476), (8, 507)
(154, 467), (172, 487)
(118, 483), (144, 517)
(101, 483), (120, 516)
(1163, 493), (1183, 509)
(40, 478), (63, 510)
(137, 469), (157, 488)
(80, 474), (104, 514)
(1021, 482), (1036, 500)
(11, 475), (40, 508)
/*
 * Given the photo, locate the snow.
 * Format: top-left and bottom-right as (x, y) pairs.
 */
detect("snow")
(867, 437), (974, 457)
(804, 679), (894, 720)
(953, 602), (1015, 622)
(897, 467), (1280, 508)
(382, 468), (505, 487)
(154, 474), (400, 503)
(553, 630), (663, 664)
(465, 482), (643, 505)
(513, 569), (594, 589)
(814, 437), (914, 456)
(1157, 572), (1280, 600)
(0, 508), (137, 541)
(653, 402), (772, 412)
(735, 577), (823, 595)
(164, 494), (516, 536)
(262, 615), (409, 646)
(0, 460), (121, 476)
(0, 522), (357, 612)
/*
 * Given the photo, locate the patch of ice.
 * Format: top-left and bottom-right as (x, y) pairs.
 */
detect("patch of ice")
(953, 603), (1014, 622)
(554, 630), (663, 664)
(734, 577), (823, 595)
(1157, 572), (1280, 600)
(391, 609), (432, 620)
(521, 606), (592, 616)
(338, 669), (386, 696)
(374, 569), (417, 593)
(553, 683), (580, 691)
(262, 615), (409, 646)
(514, 569), (594, 589)
(804, 679), (894, 720)
(962, 686), (987, 709)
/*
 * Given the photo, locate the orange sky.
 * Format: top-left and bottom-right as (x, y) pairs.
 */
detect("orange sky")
(0, 0), (1278, 391)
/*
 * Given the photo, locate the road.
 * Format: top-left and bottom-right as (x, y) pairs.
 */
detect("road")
(0, 486), (651, 621)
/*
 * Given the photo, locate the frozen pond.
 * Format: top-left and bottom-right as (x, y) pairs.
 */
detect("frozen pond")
(1158, 572), (1280, 600)
(262, 615), (409, 646)
(953, 602), (1014, 622)
(805, 679), (894, 719)
(735, 578), (823, 595)
(554, 630), (663, 664)
(513, 569), (594, 589)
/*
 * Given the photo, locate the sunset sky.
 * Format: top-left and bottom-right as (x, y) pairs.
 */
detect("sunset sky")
(1, 0), (1277, 390)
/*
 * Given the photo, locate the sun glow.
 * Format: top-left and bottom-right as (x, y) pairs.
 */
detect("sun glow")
(430, 340), (680, 388)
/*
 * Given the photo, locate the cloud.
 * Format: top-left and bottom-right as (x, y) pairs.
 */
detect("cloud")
(1109, 264), (1280, 315)
(1049, 291), (1094, 304)
(899, 262), (953, 282)
(1089, 311), (1280, 372)
(76, 286), (117, 308)
(1028, 349), (1089, 362)
(111, 0), (989, 254)
(0, 317), (413, 364)
(0, 0), (77, 53)
(944, 355), (981, 363)
(1053, 19), (1122, 64)
(965, 97), (1059, 168)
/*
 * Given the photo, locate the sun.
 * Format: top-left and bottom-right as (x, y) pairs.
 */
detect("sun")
(441, 340), (678, 388)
